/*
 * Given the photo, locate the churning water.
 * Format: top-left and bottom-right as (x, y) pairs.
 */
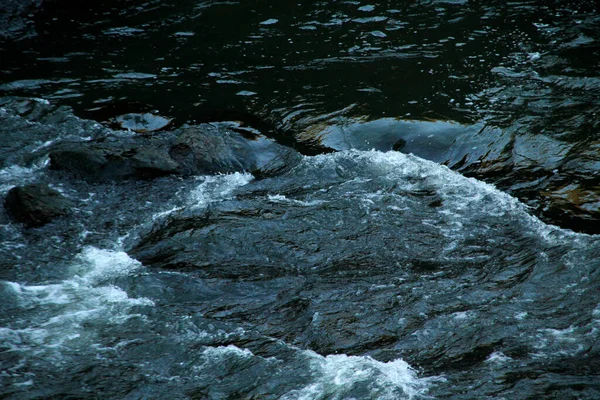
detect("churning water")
(1, 0), (600, 399)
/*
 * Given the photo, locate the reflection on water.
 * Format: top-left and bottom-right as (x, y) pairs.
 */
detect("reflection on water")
(2, 1), (597, 144)
(0, 0), (543, 122)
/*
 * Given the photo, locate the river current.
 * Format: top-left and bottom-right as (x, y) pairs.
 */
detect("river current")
(1, 1), (600, 399)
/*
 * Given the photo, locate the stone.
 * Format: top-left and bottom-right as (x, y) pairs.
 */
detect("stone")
(128, 146), (181, 179)
(169, 125), (257, 175)
(48, 124), (302, 182)
(49, 141), (179, 182)
(4, 184), (74, 227)
(540, 182), (600, 234)
(392, 138), (407, 152)
(246, 136), (303, 179)
(0, 0), (42, 41)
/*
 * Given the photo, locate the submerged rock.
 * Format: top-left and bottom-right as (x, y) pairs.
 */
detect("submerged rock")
(129, 151), (560, 357)
(113, 113), (172, 133)
(310, 118), (471, 162)
(284, 113), (600, 233)
(440, 124), (600, 233)
(4, 184), (74, 227)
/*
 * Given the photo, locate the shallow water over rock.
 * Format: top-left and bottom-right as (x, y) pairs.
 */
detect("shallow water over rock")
(1, 1), (600, 399)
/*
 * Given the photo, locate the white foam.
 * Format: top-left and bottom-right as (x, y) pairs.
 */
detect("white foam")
(195, 342), (440, 399)
(452, 311), (473, 321)
(2, 247), (153, 359)
(515, 312), (528, 320)
(188, 172), (254, 209)
(308, 150), (592, 244)
(283, 350), (442, 400)
(541, 326), (577, 341)
(75, 246), (142, 283)
(533, 325), (587, 357)
(485, 352), (512, 364)
(268, 194), (326, 207)
(0, 165), (45, 193)
(151, 205), (184, 220)
(203, 344), (254, 359)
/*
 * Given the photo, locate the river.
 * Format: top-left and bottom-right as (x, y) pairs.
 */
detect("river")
(1, 1), (599, 399)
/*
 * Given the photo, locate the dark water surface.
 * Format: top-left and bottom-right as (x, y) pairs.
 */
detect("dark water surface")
(1, 1), (600, 399)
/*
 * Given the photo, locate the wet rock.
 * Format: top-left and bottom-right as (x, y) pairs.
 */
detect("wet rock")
(129, 181), (448, 355)
(128, 145), (182, 179)
(169, 125), (257, 175)
(561, 140), (600, 179)
(0, 97), (110, 170)
(428, 197), (444, 208)
(392, 138), (406, 152)
(48, 124), (302, 182)
(168, 123), (302, 178)
(289, 114), (600, 234)
(540, 182), (600, 234)
(246, 136), (303, 179)
(443, 125), (514, 174)
(4, 184), (74, 227)
(131, 166), (451, 276)
(49, 141), (179, 181)
(443, 124), (571, 179)
(129, 151), (561, 359)
(439, 123), (600, 233)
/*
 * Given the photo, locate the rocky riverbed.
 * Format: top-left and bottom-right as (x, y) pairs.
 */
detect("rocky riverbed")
(1, 1), (600, 399)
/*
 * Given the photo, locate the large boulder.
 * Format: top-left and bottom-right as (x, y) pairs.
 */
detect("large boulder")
(442, 125), (600, 233)
(49, 141), (180, 181)
(48, 123), (302, 182)
(4, 184), (74, 227)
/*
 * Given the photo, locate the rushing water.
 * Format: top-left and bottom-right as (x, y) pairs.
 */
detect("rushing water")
(1, 1), (600, 399)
